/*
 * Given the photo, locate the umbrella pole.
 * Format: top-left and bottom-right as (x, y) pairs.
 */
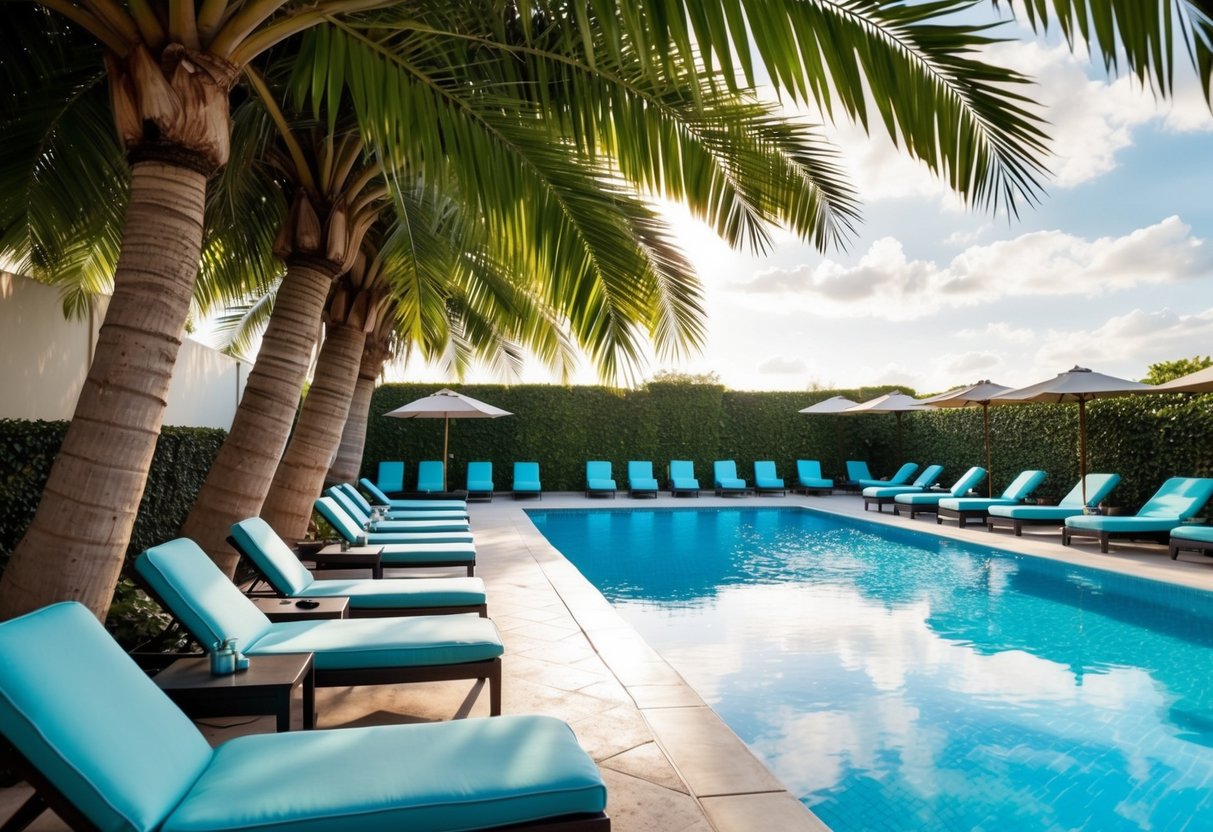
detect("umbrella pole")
(895, 412), (903, 463)
(835, 417), (844, 478)
(443, 416), (450, 492)
(983, 403), (992, 497)
(1078, 399), (1087, 505)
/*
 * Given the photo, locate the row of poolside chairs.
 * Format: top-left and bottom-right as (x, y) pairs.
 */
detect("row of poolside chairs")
(854, 463), (1213, 558)
(0, 481), (610, 831)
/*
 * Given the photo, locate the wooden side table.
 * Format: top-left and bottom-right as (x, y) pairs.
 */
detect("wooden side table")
(307, 544), (384, 579)
(155, 652), (315, 731)
(253, 596), (350, 621)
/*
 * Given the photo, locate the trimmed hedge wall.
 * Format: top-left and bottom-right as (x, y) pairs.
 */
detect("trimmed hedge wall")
(365, 384), (1213, 509)
(0, 420), (226, 644)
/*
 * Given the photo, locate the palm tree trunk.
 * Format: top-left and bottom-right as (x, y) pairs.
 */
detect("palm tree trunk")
(327, 355), (379, 485)
(0, 160), (208, 620)
(181, 256), (339, 576)
(261, 323), (367, 542)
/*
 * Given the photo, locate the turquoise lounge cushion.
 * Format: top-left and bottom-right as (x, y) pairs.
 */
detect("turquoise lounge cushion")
(294, 576), (486, 609)
(1065, 516), (1186, 533)
(846, 461), (873, 482)
(466, 461), (494, 492)
(340, 484), (468, 520)
(754, 461), (784, 488)
(1001, 470), (1048, 502)
(246, 616), (503, 669)
(895, 467), (985, 506)
(795, 460), (833, 488)
(162, 716), (606, 832)
(988, 505), (1083, 521)
(0, 603), (214, 832)
(230, 517), (315, 596)
(714, 460), (747, 489)
(864, 485), (924, 499)
(1136, 477), (1213, 518)
(416, 460), (445, 492)
(337, 482), (374, 513)
(513, 462), (542, 491)
(379, 543), (477, 567)
(938, 497), (1017, 512)
(669, 461), (699, 489)
(137, 539), (273, 653)
(1173, 525), (1213, 543)
(586, 461), (616, 491)
(377, 461), (405, 493)
(328, 488), (470, 531)
(628, 461), (659, 490)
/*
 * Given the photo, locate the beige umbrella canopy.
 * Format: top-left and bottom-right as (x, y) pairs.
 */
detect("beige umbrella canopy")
(919, 381), (1011, 496)
(992, 367), (1157, 501)
(1155, 365), (1213, 392)
(384, 389), (512, 491)
(843, 392), (932, 463)
(799, 396), (860, 477)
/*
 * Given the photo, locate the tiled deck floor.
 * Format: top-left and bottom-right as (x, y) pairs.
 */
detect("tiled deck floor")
(4, 491), (1211, 831)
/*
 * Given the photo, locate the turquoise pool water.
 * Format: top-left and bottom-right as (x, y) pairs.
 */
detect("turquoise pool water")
(527, 507), (1213, 831)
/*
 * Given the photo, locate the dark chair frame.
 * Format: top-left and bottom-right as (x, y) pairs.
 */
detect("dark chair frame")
(936, 506), (990, 528)
(1062, 525), (1171, 554)
(226, 536), (488, 619)
(984, 514), (1068, 537)
(1171, 534), (1213, 560)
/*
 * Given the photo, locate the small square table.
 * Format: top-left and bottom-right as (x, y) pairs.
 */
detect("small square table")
(155, 652), (315, 731)
(253, 596), (350, 622)
(307, 544), (384, 579)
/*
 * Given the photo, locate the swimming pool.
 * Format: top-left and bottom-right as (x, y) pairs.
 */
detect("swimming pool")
(527, 507), (1213, 831)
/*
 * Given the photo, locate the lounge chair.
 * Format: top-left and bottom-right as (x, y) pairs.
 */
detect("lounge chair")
(713, 460), (750, 496)
(0, 602), (609, 832)
(843, 460), (874, 491)
(315, 497), (478, 576)
(377, 460), (405, 495)
(1171, 526), (1213, 560)
(753, 461), (786, 496)
(1063, 477), (1213, 553)
(793, 460), (833, 494)
(337, 482), (468, 521)
(513, 461), (542, 499)
(669, 460), (700, 497)
(862, 465), (945, 512)
(416, 460), (445, 493)
(359, 478), (468, 511)
(229, 517), (487, 617)
(134, 539), (505, 714)
(326, 486), (470, 533)
(585, 461), (617, 498)
(936, 470), (1047, 528)
(894, 467), (986, 519)
(466, 461), (494, 501)
(627, 461), (659, 497)
(986, 474), (1121, 536)
(854, 462), (919, 490)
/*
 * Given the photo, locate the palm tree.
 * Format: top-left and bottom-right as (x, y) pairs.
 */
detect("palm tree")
(5, 0), (1209, 619)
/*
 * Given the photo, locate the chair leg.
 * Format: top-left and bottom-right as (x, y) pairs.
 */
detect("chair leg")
(1100, 533), (1109, 554)
(489, 658), (502, 716)
(1, 792), (47, 832)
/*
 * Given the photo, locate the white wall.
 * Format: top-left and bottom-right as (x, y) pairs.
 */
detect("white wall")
(0, 272), (246, 429)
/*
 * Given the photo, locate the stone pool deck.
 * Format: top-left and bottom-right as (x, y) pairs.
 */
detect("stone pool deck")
(3, 491), (1209, 831)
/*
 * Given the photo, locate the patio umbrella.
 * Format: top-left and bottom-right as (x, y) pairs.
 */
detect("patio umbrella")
(992, 367), (1156, 502)
(799, 396), (859, 477)
(919, 381), (1011, 496)
(384, 389), (512, 491)
(1155, 364), (1213, 392)
(842, 392), (932, 463)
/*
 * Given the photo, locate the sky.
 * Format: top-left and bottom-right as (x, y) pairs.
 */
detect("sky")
(400, 15), (1213, 395)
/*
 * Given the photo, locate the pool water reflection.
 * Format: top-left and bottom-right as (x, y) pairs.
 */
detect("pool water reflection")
(527, 507), (1213, 831)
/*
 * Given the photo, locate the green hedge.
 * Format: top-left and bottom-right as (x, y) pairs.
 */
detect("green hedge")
(0, 420), (226, 644)
(365, 384), (1213, 508)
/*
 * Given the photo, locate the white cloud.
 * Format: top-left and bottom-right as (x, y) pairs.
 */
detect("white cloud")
(730, 216), (1209, 320)
(1034, 307), (1213, 371)
(757, 355), (808, 375)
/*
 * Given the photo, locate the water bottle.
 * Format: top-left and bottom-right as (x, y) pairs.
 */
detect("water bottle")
(210, 639), (236, 675)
